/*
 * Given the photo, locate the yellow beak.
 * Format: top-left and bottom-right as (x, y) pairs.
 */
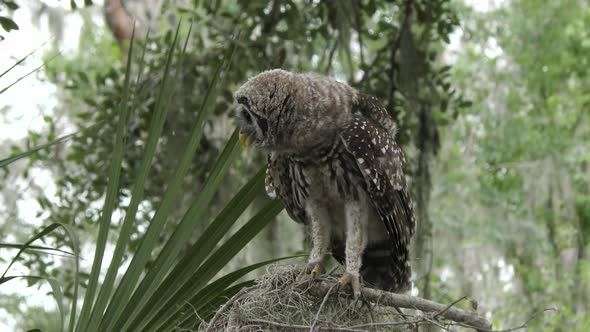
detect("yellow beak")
(239, 131), (251, 147)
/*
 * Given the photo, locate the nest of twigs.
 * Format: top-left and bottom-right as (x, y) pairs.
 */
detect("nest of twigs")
(200, 264), (492, 332)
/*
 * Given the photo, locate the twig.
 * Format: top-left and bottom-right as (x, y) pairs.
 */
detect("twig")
(325, 34), (340, 75)
(361, 299), (376, 328)
(205, 285), (257, 332)
(310, 283), (339, 331)
(249, 319), (365, 332)
(226, 303), (240, 332)
(350, 319), (424, 329)
(327, 265), (340, 276)
(423, 315), (453, 331)
(354, 0), (365, 70)
(432, 295), (467, 319)
(449, 308), (558, 332)
(184, 300), (206, 330)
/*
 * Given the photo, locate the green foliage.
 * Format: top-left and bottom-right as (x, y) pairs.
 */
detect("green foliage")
(75, 22), (139, 332)
(0, 2), (18, 37)
(0, 21), (292, 331)
(0, 0), (19, 41)
(0, 6), (464, 321)
(9, 0), (587, 330)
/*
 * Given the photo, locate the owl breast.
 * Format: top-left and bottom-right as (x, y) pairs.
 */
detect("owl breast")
(295, 140), (363, 204)
(275, 140), (388, 243)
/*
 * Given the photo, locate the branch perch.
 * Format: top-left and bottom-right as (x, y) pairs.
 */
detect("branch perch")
(305, 280), (492, 331)
(201, 265), (496, 332)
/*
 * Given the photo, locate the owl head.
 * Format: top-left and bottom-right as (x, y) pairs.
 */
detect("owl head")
(234, 69), (352, 153)
(234, 69), (294, 150)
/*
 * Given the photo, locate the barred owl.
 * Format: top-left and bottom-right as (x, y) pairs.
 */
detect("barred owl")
(234, 69), (415, 295)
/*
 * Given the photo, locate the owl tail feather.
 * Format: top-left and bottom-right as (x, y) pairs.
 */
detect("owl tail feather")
(331, 239), (412, 293)
(360, 240), (412, 293)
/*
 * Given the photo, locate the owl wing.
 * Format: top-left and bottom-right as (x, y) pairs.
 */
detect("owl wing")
(353, 93), (398, 138)
(265, 155), (277, 199)
(340, 117), (415, 250)
(266, 154), (310, 225)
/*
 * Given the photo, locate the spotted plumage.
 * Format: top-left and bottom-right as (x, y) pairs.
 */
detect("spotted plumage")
(234, 69), (415, 293)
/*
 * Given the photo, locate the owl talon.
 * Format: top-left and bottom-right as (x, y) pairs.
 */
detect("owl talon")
(306, 261), (325, 278)
(339, 272), (361, 298)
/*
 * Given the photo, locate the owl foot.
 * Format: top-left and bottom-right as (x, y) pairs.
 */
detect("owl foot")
(306, 261), (325, 278)
(339, 271), (361, 298)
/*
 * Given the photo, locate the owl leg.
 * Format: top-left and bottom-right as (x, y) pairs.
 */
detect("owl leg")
(306, 204), (331, 278)
(340, 201), (367, 297)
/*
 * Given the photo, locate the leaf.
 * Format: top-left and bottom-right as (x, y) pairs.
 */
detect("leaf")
(0, 133), (76, 168)
(101, 26), (240, 332)
(438, 65), (452, 74)
(458, 100), (473, 108)
(4, 1), (19, 10)
(124, 167), (266, 330)
(83, 23), (179, 331)
(59, 224), (81, 332)
(0, 41), (48, 79)
(0, 52), (60, 95)
(1, 223), (61, 279)
(75, 24), (136, 332)
(145, 199), (285, 331)
(0, 222), (80, 332)
(0, 243), (77, 257)
(0, 16), (18, 32)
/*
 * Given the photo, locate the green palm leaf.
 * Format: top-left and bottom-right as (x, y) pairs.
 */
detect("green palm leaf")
(75, 24), (136, 332)
(1, 21), (289, 332)
(145, 199), (285, 331)
(122, 166), (266, 330)
(83, 22), (184, 332)
(0, 133), (76, 168)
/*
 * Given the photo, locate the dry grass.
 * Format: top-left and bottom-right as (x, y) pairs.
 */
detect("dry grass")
(200, 264), (411, 331)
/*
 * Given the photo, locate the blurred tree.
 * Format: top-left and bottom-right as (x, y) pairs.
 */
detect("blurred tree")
(430, 0), (590, 330)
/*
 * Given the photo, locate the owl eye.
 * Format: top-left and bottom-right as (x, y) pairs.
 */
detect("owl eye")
(257, 117), (268, 134)
(241, 109), (252, 123)
(237, 96), (249, 107)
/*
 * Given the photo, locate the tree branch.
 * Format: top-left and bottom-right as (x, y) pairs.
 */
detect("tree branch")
(387, 0), (413, 110)
(305, 280), (492, 331)
(203, 266), (554, 332)
(356, 0), (413, 91)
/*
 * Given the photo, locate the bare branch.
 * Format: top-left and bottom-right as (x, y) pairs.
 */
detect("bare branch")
(449, 308), (558, 332)
(432, 295), (468, 320)
(311, 283), (339, 331)
(250, 319), (365, 332)
(305, 280), (492, 331)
